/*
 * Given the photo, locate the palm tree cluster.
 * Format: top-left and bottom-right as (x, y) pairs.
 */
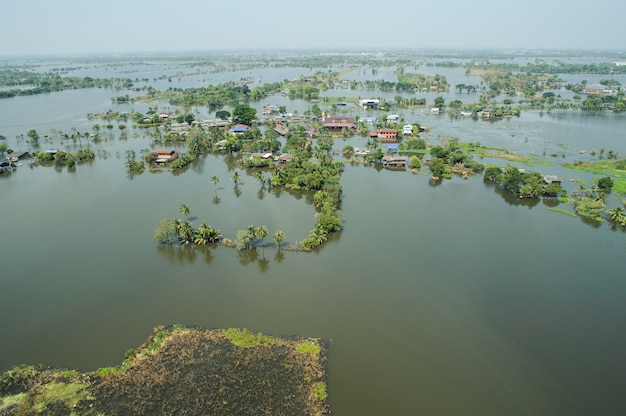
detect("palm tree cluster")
(153, 217), (222, 246)
(606, 206), (626, 226)
(236, 225), (269, 251)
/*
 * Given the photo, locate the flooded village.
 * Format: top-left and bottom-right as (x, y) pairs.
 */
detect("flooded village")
(1, 49), (626, 415)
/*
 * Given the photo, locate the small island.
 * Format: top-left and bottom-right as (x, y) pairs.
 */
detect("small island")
(0, 326), (328, 416)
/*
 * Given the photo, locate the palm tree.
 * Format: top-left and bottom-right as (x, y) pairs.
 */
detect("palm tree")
(178, 221), (195, 245)
(179, 203), (190, 219)
(194, 223), (211, 245)
(255, 225), (269, 247)
(273, 230), (285, 249)
(608, 206), (625, 224)
(309, 227), (328, 247)
(211, 175), (219, 194)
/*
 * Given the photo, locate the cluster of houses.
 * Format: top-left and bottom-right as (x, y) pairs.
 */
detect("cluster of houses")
(1, 151), (30, 172)
(321, 115), (414, 139)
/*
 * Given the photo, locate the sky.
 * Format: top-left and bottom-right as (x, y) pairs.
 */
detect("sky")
(2, 0), (625, 56)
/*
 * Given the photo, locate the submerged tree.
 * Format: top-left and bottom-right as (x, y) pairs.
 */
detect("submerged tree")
(154, 218), (177, 244)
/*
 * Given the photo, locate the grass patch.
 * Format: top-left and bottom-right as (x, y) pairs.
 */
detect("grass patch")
(222, 328), (274, 347)
(475, 151), (533, 165)
(399, 149), (428, 155)
(311, 382), (328, 401)
(296, 341), (321, 357)
(0, 392), (27, 410)
(563, 160), (626, 177)
(467, 143), (550, 166)
(97, 326), (190, 376)
(548, 207), (577, 217)
(33, 382), (90, 413)
(612, 179), (626, 195)
(140, 325), (188, 356)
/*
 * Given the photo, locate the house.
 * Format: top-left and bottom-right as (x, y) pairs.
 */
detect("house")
(359, 99), (379, 110)
(543, 175), (562, 184)
(229, 124), (250, 135)
(402, 124), (413, 136)
(360, 116), (376, 124)
(480, 109), (493, 118)
(215, 139), (228, 150)
(275, 153), (293, 164)
(354, 147), (371, 156)
(322, 116), (356, 130)
(273, 124), (289, 136)
(386, 114), (400, 122)
(264, 105), (279, 115)
(376, 129), (398, 143)
(305, 128), (317, 138)
(5, 151), (29, 162)
(155, 149), (179, 163)
(249, 152), (273, 160)
(381, 155), (408, 167)
(386, 144), (399, 154)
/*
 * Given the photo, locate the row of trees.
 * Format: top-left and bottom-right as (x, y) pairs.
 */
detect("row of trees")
(483, 165), (625, 226)
(484, 166), (564, 198)
(0, 70), (133, 99)
(154, 204), (289, 251)
(34, 148), (95, 168)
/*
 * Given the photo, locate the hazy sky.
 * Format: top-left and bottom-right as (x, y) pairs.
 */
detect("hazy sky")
(2, 0), (625, 56)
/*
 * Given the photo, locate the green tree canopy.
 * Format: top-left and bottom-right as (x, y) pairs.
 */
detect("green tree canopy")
(232, 104), (257, 126)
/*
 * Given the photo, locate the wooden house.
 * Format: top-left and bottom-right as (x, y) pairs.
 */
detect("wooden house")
(376, 129), (398, 143)
(155, 149), (179, 163)
(381, 155), (408, 167)
(322, 116), (356, 130)
(275, 153), (293, 164)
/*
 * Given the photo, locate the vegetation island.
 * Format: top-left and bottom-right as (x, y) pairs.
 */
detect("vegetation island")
(0, 326), (328, 416)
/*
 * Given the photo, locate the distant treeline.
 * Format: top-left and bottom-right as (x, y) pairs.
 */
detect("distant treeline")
(435, 61), (626, 74)
(0, 69), (133, 99)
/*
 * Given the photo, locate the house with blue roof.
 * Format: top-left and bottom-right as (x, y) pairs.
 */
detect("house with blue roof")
(229, 124), (250, 135)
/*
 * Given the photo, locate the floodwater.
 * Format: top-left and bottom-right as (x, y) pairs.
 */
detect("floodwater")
(1, 61), (625, 416)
